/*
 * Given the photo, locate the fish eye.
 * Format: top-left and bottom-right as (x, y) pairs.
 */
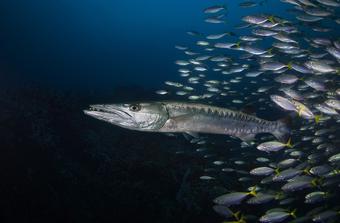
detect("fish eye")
(129, 104), (141, 112)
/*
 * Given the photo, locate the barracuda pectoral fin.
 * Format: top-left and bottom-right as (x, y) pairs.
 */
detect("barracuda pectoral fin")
(163, 133), (176, 137)
(184, 132), (200, 138)
(238, 133), (256, 143)
(182, 132), (200, 141)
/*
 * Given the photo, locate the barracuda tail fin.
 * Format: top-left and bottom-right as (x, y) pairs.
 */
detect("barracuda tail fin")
(273, 115), (292, 142)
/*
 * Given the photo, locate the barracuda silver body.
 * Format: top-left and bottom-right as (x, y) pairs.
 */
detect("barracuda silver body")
(84, 102), (289, 142)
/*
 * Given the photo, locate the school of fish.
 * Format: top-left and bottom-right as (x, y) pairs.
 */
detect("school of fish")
(154, 0), (340, 222)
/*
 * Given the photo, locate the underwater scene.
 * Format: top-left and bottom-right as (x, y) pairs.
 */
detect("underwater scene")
(0, 0), (340, 222)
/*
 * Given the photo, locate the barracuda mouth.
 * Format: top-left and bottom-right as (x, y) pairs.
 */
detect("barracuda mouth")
(83, 105), (133, 124)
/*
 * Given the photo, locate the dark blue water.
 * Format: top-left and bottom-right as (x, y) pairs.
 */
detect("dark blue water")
(0, 0), (290, 90)
(1, 0), (206, 89)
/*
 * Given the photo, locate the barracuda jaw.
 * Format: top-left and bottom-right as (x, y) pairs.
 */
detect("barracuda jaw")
(83, 103), (169, 131)
(83, 104), (135, 126)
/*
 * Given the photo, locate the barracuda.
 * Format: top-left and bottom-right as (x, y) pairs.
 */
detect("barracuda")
(84, 102), (290, 142)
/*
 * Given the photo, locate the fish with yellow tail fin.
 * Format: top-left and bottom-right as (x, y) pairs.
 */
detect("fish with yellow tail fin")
(223, 217), (247, 223)
(213, 187), (257, 206)
(223, 211), (247, 223)
(257, 138), (292, 152)
(291, 100), (321, 122)
(260, 209), (296, 223)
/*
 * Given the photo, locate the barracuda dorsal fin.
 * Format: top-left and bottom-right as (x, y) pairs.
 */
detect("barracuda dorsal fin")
(241, 104), (256, 115)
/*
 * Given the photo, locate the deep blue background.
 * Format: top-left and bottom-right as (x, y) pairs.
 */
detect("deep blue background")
(0, 0), (290, 91)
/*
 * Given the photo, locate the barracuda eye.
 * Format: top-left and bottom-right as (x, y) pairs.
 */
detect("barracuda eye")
(129, 104), (141, 112)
